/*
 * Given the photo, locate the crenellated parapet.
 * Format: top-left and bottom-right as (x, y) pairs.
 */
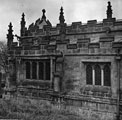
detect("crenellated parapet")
(19, 18), (122, 39)
(14, 1), (122, 45)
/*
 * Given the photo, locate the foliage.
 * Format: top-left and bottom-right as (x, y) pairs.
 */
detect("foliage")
(0, 98), (84, 120)
(0, 41), (8, 73)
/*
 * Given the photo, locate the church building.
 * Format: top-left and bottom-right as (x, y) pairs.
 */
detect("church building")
(7, 2), (122, 120)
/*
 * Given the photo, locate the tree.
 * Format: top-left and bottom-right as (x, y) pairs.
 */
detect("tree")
(0, 41), (8, 73)
(0, 41), (8, 97)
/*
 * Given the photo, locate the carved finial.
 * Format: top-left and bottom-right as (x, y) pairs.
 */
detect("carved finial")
(41, 9), (46, 20)
(21, 13), (25, 23)
(107, 1), (112, 19)
(8, 22), (13, 35)
(21, 13), (26, 27)
(9, 22), (13, 30)
(22, 13), (25, 19)
(59, 6), (65, 24)
(21, 13), (26, 36)
(7, 22), (14, 49)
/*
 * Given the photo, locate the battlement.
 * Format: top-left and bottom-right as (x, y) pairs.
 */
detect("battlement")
(6, 2), (122, 58)
(23, 18), (122, 37)
(7, 1), (122, 52)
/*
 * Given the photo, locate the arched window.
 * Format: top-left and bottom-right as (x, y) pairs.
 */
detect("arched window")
(26, 62), (31, 79)
(39, 62), (44, 80)
(95, 65), (101, 85)
(39, 60), (50, 80)
(0, 72), (2, 88)
(32, 62), (37, 79)
(86, 65), (92, 85)
(104, 64), (111, 86)
(45, 61), (50, 80)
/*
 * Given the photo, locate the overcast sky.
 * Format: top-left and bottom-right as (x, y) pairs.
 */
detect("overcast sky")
(0, 0), (122, 42)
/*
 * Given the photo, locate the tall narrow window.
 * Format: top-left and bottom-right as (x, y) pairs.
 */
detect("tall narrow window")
(39, 62), (44, 80)
(0, 72), (1, 94)
(45, 61), (50, 80)
(26, 62), (31, 79)
(32, 62), (37, 79)
(95, 65), (101, 85)
(86, 65), (92, 85)
(104, 65), (111, 86)
(39, 60), (50, 80)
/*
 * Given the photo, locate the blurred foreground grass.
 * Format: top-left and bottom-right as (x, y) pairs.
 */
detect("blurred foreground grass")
(0, 97), (84, 120)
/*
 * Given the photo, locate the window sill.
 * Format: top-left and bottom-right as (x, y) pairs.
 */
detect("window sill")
(25, 79), (50, 82)
(85, 85), (111, 92)
(21, 79), (51, 89)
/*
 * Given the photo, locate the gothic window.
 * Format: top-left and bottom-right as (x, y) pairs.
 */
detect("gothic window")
(104, 65), (111, 86)
(95, 65), (101, 85)
(85, 62), (111, 87)
(39, 62), (44, 80)
(45, 61), (50, 80)
(38, 60), (50, 80)
(26, 62), (31, 79)
(25, 59), (51, 80)
(0, 73), (2, 88)
(86, 65), (92, 85)
(32, 62), (37, 79)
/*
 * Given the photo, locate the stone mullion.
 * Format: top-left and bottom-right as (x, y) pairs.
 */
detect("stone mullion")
(101, 65), (104, 86)
(92, 65), (95, 85)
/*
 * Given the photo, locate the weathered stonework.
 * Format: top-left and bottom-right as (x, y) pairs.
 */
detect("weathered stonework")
(6, 2), (122, 120)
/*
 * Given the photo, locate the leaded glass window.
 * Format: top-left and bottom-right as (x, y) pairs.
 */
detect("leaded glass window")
(45, 61), (50, 80)
(39, 62), (44, 80)
(25, 59), (51, 80)
(38, 59), (50, 80)
(86, 65), (92, 85)
(26, 62), (31, 79)
(95, 65), (101, 85)
(104, 64), (111, 86)
(32, 62), (37, 79)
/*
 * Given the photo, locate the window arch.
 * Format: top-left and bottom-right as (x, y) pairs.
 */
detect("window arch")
(86, 64), (92, 85)
(95, 65), (101, 85)
(32, 62), (37, 79)
(26, 62), (31, 79)
(104, 64), (111, 86)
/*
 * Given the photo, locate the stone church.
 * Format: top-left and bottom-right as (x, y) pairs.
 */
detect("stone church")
(6, 1), (122, 120)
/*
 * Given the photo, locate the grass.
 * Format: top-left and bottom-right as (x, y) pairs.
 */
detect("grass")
(0, 97), (84, 120)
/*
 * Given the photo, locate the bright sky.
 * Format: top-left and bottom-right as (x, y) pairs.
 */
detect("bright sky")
(0, 0), (122, 42)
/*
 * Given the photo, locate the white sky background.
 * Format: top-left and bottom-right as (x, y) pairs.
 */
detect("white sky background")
(0, 0), (122, 42)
